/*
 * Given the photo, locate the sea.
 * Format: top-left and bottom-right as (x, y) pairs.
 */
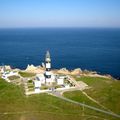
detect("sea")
(0, 28), (120, 78)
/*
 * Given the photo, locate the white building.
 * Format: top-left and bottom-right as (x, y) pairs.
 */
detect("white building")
(2, 71), (18, 81)
(56, 76), (64, 85)
(34, 80), (41, 93)
(36, 74), (45, 84)
(34, 51), (65, 92)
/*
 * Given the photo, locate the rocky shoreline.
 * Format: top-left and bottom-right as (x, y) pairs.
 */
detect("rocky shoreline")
(0, 64), (115, 80)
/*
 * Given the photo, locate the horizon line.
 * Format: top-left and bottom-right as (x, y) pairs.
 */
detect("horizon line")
(0, 26), (120, 29)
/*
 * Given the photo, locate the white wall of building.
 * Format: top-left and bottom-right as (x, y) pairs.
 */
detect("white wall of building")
(57, 78), (64, 85)
(35, 88), (40, 93)
(46, 78), (51, 83)
(34, 80), (41, 87)
(2, 71), (18, 80)
(36, 74), (45, 84)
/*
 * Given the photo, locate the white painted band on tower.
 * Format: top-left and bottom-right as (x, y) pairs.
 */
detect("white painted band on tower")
(45, 71), (51, 76)
(46, 63), (51, 68)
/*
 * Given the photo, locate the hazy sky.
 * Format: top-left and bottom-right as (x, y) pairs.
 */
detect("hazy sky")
(0, 0), (120, 28)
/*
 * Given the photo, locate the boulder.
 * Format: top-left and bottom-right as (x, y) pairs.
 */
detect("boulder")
(25, 64), (37, 71)
(25, 64), (45, 74)
(71, 68), (82, 75)
(57, 68), (70, 74)
(5, 65), (11, 70)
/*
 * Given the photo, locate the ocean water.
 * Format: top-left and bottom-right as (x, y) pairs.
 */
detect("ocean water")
(0, 28), (120, 78)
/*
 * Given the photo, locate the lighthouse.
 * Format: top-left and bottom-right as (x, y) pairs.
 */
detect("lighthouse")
(45, 51), (52, 84)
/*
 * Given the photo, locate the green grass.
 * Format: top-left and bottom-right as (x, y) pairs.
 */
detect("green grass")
(76, 76), (111, 85)
(40, 86), (49, 90)
(28, 85), (34, 88)
(75, 76), (120, 114)
(64, 90), (104, 109)
(0, 77), (118, 120)
(8, 75), (20, 80)
(28, 88), (34, 91)
(19, 72), (35, 78)
(28, 79), (33, 83)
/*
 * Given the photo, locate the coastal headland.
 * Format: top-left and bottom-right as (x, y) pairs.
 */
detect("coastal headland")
(0, 64), (120, 120)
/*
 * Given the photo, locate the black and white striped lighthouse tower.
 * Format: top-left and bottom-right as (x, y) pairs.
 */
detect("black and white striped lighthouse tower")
(45, 51), (51, 84)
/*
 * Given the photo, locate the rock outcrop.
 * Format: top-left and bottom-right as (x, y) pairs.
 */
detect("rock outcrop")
(25, 64), (44, 73)
(26, 64), (37, 71)
(56, 68), (82, 75)
(70, 68), (82, 75)
(5, 65), (11, 70)
(57, 68), (71, 74)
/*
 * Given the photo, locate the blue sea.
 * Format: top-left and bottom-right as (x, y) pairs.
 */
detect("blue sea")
(0, 28), (120, 78)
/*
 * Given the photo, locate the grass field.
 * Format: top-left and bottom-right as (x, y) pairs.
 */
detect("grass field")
(8, 75), (20, 80)
(64, 90), (105, 109)
(72, 76), (120, 114)
(19, 71), (35, 77)
(0, 77), (119, 120)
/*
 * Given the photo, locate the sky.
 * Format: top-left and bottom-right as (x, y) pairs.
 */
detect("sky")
(0, 0), (120, 28)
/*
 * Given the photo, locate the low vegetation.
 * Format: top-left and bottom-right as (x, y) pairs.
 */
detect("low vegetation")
(64, 90), (104, 109)
(19, 71), (35, 77)
(74, 76), (120, 114)
(0, 77), (117, 120)
(55, 85), (62, 89)
(40, 86), (49, 90)
(28, 79), (33, 83)
(8, 75), (20, 80)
